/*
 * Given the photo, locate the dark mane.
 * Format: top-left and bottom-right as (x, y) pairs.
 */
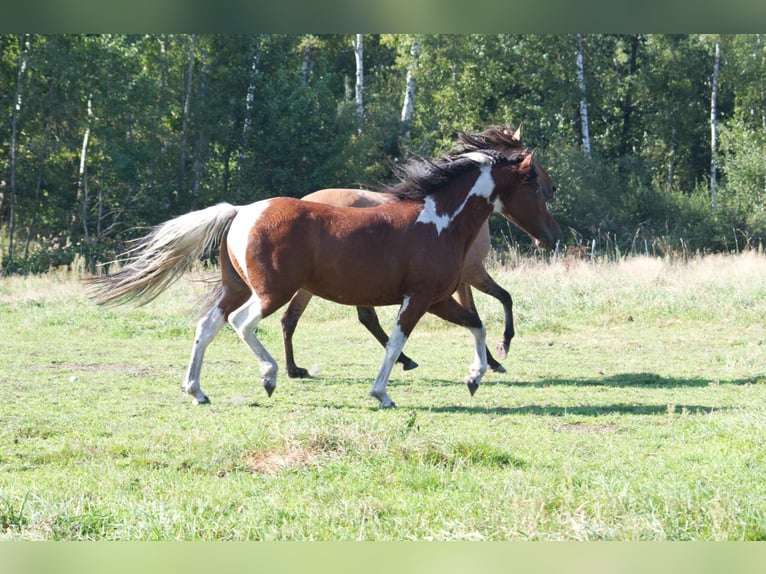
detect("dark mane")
(384, 150), (527, 201)
(382, 123), (528, 201)
(448, 124), (526, 159)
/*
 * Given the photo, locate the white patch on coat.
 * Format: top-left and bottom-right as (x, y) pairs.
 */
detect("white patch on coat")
(226, 199), (272, 276)
(415, 162), (496, 236)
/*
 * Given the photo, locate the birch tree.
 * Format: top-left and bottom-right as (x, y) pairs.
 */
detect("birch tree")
(354, 34), (363, 132)
(7, 34), (29, 265)
(576, 34), (592, 158)
(75, 94), (93, 242)
(300, 35), (319, 85)
(241, 36), (260, 167)
(179, 34), (195, 196)
(148, 36), (168, 199)
(710, 36), (721, 210)
(400, 36), (420, 142)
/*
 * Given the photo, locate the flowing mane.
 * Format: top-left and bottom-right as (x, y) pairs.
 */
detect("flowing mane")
(383, 123), (528, 201)
(448, 123), (526, 159)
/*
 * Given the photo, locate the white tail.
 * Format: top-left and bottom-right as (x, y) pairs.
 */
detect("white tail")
(86, 202), (239, 306)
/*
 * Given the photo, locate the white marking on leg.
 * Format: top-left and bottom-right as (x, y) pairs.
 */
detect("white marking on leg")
(226, 199), (272, 279)
(183, 304), (226, 404)
(415, 163), (495, 235)
(465, 324), (488, 397)
(228, 293), (279, 396)
(468, 324), (488, 380)
(370, 296), (410, 408)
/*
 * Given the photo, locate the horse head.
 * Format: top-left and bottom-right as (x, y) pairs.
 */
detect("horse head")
(491, 149), (561, 250)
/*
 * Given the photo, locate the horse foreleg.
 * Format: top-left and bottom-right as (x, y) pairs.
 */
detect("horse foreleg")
(428, 297), (488, 397)
(469, 274), (514, 359)
(281, 289), (313, 378)
(452, 283), (506, 373)
(356, 307), (419, 371)
(369, 296), (425, 409)
(183, 304), (226, 404)
(228, 294), (279, 398)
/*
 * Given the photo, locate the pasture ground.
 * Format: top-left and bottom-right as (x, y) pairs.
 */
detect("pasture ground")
(2, 252), (766, 540)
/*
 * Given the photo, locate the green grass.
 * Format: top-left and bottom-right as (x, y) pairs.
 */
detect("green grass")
(2, 253), (766, 540)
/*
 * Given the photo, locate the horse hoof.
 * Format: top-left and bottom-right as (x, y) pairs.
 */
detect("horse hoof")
(489, 363), (506, 374)
(193, 394), (211, 405)
(263, 380), (276, 397)
(496, 341), (509, 360)
(379, 401), (397, 409)
(287, 367), (310, 379)
(466, 381), (479, 396)
(401, 359), (419, 371)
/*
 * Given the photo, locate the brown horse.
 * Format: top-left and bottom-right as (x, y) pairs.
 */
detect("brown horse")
(282, 188), (513, 377)
(88, 125), (560, 408)
(283, 125), (531, 378)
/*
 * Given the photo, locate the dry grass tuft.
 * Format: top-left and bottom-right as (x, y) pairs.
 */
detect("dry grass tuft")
(244, 444), (320, 476)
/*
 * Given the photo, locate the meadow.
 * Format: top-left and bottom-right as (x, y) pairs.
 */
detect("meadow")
(2, 251), (766, 540)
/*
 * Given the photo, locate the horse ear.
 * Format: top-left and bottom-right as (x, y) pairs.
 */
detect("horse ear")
(520, 149), (536, 170)
(513, 125), (522, 141)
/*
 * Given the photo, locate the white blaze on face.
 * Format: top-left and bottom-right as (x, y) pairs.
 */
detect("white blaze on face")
(415, 155), (496, 236)
(226, 199), (272, 275)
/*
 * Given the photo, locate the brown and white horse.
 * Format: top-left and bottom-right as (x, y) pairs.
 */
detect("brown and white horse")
(88, 126), (560, 408)
(283, 188), (511, 376)
(283, 125), (534, 378)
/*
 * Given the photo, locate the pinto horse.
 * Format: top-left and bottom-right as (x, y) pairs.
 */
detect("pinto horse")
(283, 187), (513, 377)
(88, 129), (560, 408)
(283, 125), (533, 378)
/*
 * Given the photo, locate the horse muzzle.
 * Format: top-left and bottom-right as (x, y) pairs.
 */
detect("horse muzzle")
(535, 223), (562, 250)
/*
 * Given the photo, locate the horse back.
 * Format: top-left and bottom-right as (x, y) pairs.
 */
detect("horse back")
(302, 188), (396, 209)
(231, 196), (463, 308)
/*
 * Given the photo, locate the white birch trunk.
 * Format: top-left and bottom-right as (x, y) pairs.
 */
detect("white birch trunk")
(576, 34), (592, 158)
(77, 95), (93, 241)
(354, 34), (364, 133)
(400, 37), (420, 141)
(301, 43), (312, 85)
(710, 38), (721, 210)
(179, 34), (195, 194)
(192, 67), (207, 205)
(241, 40), (259, 159)
(148, 36), (167, 196)
(8, 34), (29, 263)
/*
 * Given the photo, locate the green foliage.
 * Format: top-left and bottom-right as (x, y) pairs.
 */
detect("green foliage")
(718, 119), (766, 241)
(2, 34), (766, 273)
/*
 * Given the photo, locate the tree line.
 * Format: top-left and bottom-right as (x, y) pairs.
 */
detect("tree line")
(2, 34), (765, 273)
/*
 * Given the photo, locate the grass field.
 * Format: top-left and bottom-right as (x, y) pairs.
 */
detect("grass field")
(2, 252), (766, 540)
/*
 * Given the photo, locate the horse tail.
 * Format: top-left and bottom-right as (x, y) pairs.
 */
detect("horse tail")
(86, 202), (240, 306)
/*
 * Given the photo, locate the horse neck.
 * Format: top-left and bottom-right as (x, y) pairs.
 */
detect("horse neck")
(416, 164), (497, 244)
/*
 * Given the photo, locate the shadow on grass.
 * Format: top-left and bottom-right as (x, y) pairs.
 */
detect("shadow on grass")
(408, 373), (753, 416)
(425, 372), (763, 389)
(420, 403), (722, 417)
(296, 396), (725, 417)
(287, 371), (760, 417)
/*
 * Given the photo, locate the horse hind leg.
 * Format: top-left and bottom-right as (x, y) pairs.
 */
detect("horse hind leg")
(428, 297), (488, 397)
(228, 293), (280, 397)
(471, 275), (514, 361)
(281, 289), (314, 378)
(183, 300), (227, 404)
(452, 283), (505, 373)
